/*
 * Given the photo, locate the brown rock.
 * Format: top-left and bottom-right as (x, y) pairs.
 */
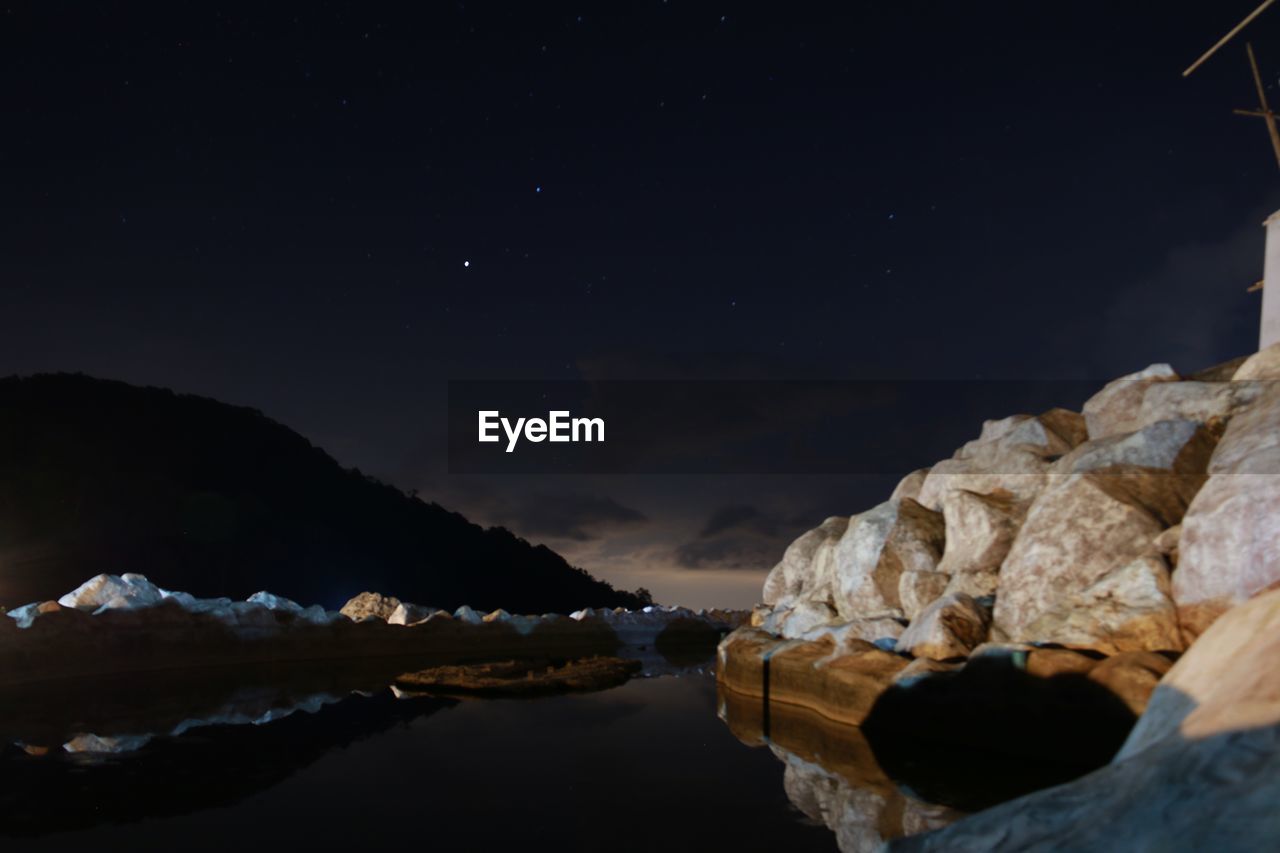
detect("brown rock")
(898, 570), (951, 621)
(994, 419), (1215, 651)
(1086, 650), (1173, 716)
(339, 591), (402, 622)
(762, 516), (848, 607)
(1174, 383), (1280, 638)
(895, 593), (990, 660)
(831, 499), (945, 620)
(890, 467), (931, 502)
(937, 489), (1025, 598)
(1081, 362), (1178, 439)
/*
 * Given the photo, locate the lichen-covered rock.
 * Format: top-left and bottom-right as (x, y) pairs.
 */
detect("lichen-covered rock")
(831, 499), (945, 621)
(937, 489), (1025, 598)
(1081, 362), (1178, 438)
(994, 419), (1216, 650)
(895, 593), (990, 660)
(762, 516), (848, 607)
(339, 591), (402, 622)
(1174, 384), (1280, 638)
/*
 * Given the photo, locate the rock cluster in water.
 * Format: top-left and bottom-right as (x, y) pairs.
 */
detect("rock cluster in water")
(719, 344), (1280, 849)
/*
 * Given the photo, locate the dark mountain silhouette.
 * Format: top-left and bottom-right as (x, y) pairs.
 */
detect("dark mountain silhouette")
(0, 373), (648, 612)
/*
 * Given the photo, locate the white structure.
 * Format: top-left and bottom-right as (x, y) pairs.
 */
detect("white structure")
(1264, 210), (1280, 350)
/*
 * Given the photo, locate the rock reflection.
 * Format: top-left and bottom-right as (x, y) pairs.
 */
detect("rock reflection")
(0, 660), (456, 836)
(717, 684), (964, 852)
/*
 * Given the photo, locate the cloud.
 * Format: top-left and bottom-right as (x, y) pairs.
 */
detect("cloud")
(674, 503), (802, 571)
(496, 491), (648, 542)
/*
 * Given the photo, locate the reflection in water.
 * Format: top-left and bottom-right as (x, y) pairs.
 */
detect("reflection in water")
(0, 662), (836, 852)
(717, 684), (964, 851)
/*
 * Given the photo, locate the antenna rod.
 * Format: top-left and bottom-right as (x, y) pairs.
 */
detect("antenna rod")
(1246, 42), (1280, 168)
(1184, 0), (1279, 76)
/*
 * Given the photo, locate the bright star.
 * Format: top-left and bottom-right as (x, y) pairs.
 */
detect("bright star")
(463, 260), (470, 268)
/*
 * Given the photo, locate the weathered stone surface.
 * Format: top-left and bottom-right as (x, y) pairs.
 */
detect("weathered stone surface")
(762, 600), (841, 639)
(1081, 362), (1178, 439)
(1174, 384), (1280, 638)
(889, 467), (931, 502)
(967, 642), (1101, 678)
(895, 593), (990, 660)
(898, 570), (950, 621)
(762, 516), (848, 607)
(916, 411), (1086, 512)
(831, 499), (944, 621)
(1232, 341), (1280, 380)
(339, 591), (402, 622)
(994, 419), (1215, 650)
(937, 490), (1025, 598)
(1023, 555), (1184, 654)
(716, 626), (908, 726)
(892, 656), (962, 688)
(890, 588), (1280, 852)
(1138, 379), (1262, 429)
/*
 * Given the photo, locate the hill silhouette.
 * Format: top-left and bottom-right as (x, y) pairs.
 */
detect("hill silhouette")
(0, 374), (649, 613)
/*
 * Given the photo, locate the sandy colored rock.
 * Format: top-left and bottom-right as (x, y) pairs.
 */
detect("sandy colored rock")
(916, 410), (1085, 512)
(1152, 523), (1181, 568)
(1081, 362), (1178, 439)
(1138, 379), (1262, 428)
(339, 591), (402, 622)
(831, 499), (944, 621)
(762, 516), (848, 607)
(936, 489), (1025, 598)
(994, 420), (1215, 650)
(1232, 341), (1280, 380)
(1023, 555), (1184, 654)
(1174, 384), (1280, 637)
(889, 467), (931, 502)
(895, 593), (990, 660)
(898, 570), (950, 621)
(393, 656), (641, 697)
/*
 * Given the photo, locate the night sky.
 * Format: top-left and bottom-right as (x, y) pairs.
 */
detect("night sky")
(2, 2), (1276, 608)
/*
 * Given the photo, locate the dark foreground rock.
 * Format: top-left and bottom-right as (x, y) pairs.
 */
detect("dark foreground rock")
(886, 586), (1280, 852)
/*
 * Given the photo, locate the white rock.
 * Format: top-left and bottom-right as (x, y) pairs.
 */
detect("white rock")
(58, 573), (164, 611)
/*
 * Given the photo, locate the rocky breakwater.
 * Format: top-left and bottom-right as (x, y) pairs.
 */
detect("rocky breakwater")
(0, 574), (742, 686)
(719, 346), (1280, 774)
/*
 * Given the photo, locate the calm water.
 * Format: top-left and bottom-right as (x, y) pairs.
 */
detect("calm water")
(0, 667), (840, 852)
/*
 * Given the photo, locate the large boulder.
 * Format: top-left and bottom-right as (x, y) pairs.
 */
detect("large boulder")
(831, 499), (945, 621)
(895, 593), (990, 660)
(1081, 363), (1178, 439)
(1173, 383), (1280, 638)
(339, 591), (402, 622)
(937, 489), (1026, 598)
(993, 419), (1216, 650)
(58, 573), (165, 611)
(889, 588), (1280, 852)
(1023, 554), (1184, 653)
(898, 570), (951, 621)
(1137, 379), (1263, 428)
(762, 516), (848, 607)
(915, 410), (1085, 512)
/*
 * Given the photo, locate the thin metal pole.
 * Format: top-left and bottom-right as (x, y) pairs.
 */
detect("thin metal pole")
(1184, 0), (1279, 76)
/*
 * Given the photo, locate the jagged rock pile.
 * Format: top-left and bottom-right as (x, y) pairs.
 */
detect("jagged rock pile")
(751, 347), (1280, 661)
(0, 575), (743, 687)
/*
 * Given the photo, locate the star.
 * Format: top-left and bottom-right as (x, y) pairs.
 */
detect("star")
(463, 260), (470, 268)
